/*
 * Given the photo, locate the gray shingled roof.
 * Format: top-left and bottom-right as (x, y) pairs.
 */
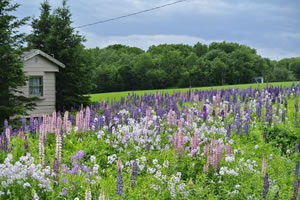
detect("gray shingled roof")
(22, 49), (65, 68)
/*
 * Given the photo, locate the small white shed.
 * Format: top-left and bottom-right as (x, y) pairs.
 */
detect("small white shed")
(19, 49), (65, 116)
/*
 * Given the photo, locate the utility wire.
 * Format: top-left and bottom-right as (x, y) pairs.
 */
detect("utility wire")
(75, 0), (188, 28)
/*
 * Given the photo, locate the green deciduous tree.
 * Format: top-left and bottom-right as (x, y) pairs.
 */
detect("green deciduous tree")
(0, 0), (36, 127)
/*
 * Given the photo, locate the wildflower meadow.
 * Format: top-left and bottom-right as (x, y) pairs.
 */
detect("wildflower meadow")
(0, 83), (299, 200)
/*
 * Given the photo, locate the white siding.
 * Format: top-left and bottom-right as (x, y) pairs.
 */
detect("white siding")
(17, 55), (60, 116)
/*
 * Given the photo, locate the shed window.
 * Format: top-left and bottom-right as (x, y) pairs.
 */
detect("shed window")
(29, 76), (43, 96)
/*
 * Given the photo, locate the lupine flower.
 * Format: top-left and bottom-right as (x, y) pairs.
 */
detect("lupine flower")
(116, 169), (123, 195)
(295, 161), (299, 178)
(98, 190), (105, 200)
(262, 156), (267, 177)
(55, 132), (62, 164)
(296, 143), (299, 153)
(61, 187), (68, 195)
(262, 173), (269, 199)
(226, 145), (233, 157)
(131, 160), (138, 189)
(85, 185), (92, 200)
(191, 133), (199, 155)
(292, 178), (299, 200)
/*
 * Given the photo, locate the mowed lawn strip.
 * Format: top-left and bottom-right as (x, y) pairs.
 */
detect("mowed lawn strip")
(88, 81), (300, 102)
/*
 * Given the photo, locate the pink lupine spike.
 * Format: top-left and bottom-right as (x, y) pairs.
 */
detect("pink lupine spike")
(226, 145), (233, 157)
(208, 154), (213, 166)
(203, 163), (208, 174)
(117, 159), (122, 171)
(191, 133), (199, 154)
(56, 116), (62, 136)
(262, 156), (267, 177)
(5, 128), (10, 145)
(204, 144), (209, 156)
(210, 138), (216, 152)
(76, 112), (80, 132)
(212, 150), (218, 170)
(19, 130), (25, 139)
(63, 111), (69, 131)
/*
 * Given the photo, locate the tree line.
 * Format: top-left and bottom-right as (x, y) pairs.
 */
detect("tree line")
(0, 0), (300, 126)
(87, 43), (300, 93)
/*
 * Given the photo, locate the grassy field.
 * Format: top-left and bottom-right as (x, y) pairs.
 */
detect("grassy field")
(88, 81), (300, 102)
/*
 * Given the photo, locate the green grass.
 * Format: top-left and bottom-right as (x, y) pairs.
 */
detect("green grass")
(88, 81), (300, 102)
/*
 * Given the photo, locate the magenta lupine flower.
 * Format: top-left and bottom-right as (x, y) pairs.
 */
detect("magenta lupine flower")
(262, 173), (269, 199)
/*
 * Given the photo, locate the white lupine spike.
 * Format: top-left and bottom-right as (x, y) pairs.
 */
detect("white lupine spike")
(98, 190), (105, 200)
(55, 133), (62, 164)
(85, 185), (92, 200)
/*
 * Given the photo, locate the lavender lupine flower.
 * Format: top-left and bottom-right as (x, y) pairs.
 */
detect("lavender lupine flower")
(61, 187), (68, 195)
(116, 169), (123, 195)
(292, 178), (299, 200)
(263, 132), (267, 143)
(236, 114), (241, 135)
(76, 150), (85, 160)
(263, 173), (269, 199)
(282, 109), (286, 124)
(131, 160), (138, 189)
(295, 161), (299, 178)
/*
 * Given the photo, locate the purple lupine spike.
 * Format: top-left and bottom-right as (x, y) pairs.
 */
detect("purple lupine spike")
(295, 161), (299, 178)
(22, 118), (26, 133)
(296, 143), (299, 153)
(30, 116), (34, 134)
(236, 114), (241, 135)
(263, 173), (269, 199)
(292, 178), (299, 200)
(282, 109), (286, 124)
(116, 169), (123, 195)
(263, 132), (267, 143)
(24, 136), (29, 153)
(4, 120), (8, 129)
(226, 123), (231, 140)
(54, 158), (59, 174)
(131, 160), (138, 189)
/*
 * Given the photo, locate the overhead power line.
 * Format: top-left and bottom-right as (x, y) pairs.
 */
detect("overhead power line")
(75, 0), (188, 28)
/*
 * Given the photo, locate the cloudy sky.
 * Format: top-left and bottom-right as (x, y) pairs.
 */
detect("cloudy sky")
(14, 0), (300, 60)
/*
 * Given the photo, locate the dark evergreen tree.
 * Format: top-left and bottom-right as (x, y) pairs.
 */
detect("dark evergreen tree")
(27, 0), (51, 52)
(28, 0), (95, 110)
(0, 0), (36, 127)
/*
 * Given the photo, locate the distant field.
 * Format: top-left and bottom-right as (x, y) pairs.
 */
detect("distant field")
(88, 81), (300, 102)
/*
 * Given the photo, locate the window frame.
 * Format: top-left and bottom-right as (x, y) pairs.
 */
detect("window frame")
(28, 76), (43, 97)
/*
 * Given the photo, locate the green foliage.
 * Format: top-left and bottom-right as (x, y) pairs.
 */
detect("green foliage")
(0, 0), (36, 127)
(265, 126), (299, 154)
